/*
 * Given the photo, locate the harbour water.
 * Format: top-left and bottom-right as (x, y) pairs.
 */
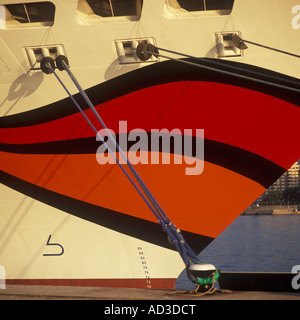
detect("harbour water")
(176, 215), (300, 289)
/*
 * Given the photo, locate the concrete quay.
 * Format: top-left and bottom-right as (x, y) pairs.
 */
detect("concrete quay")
(0, 285), (300, 300)
(243, 205), (299, 216)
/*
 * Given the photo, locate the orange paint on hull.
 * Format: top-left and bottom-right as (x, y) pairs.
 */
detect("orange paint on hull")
(0, 151), (265, 238)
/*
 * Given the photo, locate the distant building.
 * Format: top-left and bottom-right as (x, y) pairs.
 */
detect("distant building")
(250, 160), (300, 207)
(268, 160), (300, 192)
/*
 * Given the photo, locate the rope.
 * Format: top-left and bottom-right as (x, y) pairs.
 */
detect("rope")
(154, 45), (300, 87)
(142, 45), (300, 94)
(240, 38), (300, 59)
(46, 59), (200, 271)
(169, 277), (233, 297)
(50, 64), (165, 223)
(195, 279), (217, 296)
(61, 60), (169, 224)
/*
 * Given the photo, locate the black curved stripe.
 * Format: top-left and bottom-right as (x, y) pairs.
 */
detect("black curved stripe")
(0, 170), (213, 254)
(0, 135), (285, 189)
(0, 59), (299, 128)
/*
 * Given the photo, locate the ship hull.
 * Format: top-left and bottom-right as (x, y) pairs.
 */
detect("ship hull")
(1, 0), (300, 289)
(1, 59), (299, 289)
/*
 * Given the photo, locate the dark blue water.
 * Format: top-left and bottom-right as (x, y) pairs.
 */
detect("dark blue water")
(176, 215), (300, 289)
